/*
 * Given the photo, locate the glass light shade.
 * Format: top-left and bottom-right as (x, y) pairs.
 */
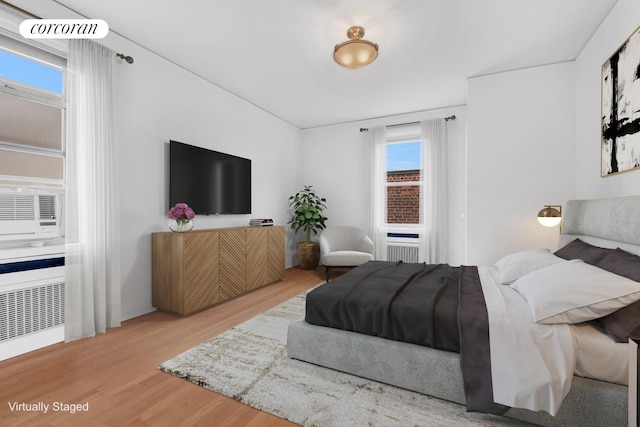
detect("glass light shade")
(537, 216), (562, 227)
(537, 206), (562, 227)
(334, 40), (378, 68)
(334, 26), (378, 68)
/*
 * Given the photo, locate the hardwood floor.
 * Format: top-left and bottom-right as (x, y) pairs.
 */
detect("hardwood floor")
(0, 267), (329, 427)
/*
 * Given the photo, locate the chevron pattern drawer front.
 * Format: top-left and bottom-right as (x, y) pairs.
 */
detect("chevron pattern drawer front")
(183, 232), (219, 313)
(267, 226), (285, 282)
(219, 228), (247, 301)
(247, 228), (268, 291)
(152, 226), (285, 315)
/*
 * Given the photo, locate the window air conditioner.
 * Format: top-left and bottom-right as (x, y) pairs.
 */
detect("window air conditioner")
(0, 190), (61, 242)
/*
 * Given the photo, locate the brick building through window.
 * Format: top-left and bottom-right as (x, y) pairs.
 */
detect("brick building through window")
(386, 169), (421, 224)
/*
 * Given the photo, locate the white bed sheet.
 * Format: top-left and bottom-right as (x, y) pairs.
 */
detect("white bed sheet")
(479, 266), (629, 416)
(572, 322), (628, 386)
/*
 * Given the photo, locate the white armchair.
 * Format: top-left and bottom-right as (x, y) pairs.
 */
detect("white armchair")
(320, 226), (374, 282)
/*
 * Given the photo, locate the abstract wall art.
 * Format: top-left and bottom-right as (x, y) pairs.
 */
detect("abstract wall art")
(601, 25), (640, 177)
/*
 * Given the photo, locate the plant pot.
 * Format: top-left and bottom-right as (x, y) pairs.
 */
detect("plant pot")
(297, 242), (320, 270)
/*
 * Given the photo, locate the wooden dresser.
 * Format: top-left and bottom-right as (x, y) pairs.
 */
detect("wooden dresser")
(152, 226), (285, 315)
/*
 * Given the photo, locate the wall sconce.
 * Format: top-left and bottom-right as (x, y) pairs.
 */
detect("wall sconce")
(537, 205), (562, 227)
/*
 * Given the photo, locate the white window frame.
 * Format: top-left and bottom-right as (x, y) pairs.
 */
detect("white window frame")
(372, 123), (426, 262)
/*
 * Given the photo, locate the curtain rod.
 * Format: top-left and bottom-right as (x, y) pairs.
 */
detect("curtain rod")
(359, 115), (456, 133)
(0, 0), (134, 64)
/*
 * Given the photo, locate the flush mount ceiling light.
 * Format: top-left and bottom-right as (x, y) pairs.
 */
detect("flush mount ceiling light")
(333, 26), (378, 69)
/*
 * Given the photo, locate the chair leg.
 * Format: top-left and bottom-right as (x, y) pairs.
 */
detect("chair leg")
(325, 266), (330, 282)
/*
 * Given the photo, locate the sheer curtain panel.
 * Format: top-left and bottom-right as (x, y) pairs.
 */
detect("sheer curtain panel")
(369, 126), (388, 260)
(421, 119), (447, 264)
(65, 39), (121, 341)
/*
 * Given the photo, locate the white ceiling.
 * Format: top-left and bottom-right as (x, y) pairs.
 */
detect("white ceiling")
(51, 0), (617, 129)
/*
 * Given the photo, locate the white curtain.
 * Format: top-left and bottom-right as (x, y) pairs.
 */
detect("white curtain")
(65, 39), (121, 341)
(369, 126), (388, 260)
(420, 119), (447, 263)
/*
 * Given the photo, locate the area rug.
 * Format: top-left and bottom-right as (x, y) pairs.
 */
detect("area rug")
(158, 290), (525, 426)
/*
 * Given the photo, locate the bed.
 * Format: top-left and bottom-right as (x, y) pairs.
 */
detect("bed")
(287, 195), (640, 426)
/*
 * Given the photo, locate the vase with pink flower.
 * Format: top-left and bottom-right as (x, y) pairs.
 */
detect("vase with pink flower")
(167, 203), (195, 232)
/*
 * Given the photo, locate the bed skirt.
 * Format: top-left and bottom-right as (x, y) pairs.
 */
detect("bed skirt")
(287, 319), (627, 426)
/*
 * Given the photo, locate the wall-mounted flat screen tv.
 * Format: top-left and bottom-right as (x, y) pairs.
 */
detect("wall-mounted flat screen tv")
(169, 140), (251, 215)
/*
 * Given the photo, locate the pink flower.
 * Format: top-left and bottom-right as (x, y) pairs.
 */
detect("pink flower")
(168, 203), (195, 222)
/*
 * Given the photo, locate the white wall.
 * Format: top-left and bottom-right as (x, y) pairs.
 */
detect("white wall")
(300, 106), (467, 266)
(110, 42), (302, 319)
(466, 62), (576, 265)
(465, 0), (640, 265)
(575, 0), (640, 198)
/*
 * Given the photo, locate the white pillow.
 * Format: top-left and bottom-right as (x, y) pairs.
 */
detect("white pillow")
(511, 259), (640, 324)
(494, 249), (564, 285)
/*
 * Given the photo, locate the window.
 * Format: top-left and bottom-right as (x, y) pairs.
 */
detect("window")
(383, 124), (424, 230)
(372, 119), (446, 263)
(0, 49), (63, 93)
(386, 141), (422, 225)
(0, 41), (65, 188)
(371, 123), (425, 263)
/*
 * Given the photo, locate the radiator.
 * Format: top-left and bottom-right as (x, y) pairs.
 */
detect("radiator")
(0, 280), (64, 342)
(0, 248), (65, 361)
(387, 239), (420, 263)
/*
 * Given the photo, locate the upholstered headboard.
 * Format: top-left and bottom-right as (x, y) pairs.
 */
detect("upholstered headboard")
(559, 195), (640, 257)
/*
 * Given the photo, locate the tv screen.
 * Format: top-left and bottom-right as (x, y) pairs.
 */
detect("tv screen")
(170, 140), (251, 215)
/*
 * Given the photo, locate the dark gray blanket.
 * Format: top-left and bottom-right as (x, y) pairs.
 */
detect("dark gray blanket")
(305, 261), (506, 415)
(305, 261), (460, 352)
(458, 265), (509, 414)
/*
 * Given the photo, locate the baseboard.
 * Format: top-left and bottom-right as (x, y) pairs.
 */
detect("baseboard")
(121, 301), (155, 322)
(0, 325), (64, 361)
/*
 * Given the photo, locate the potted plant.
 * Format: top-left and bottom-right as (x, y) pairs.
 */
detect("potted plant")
(288, 185), (328, 270)
(167, 202), (195, 232)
